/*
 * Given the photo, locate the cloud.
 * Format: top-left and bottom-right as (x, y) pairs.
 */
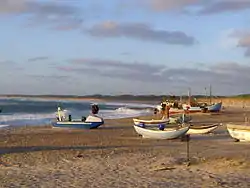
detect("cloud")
(66, 58), (167, 82)
(85, 21), (196, 45)
(56, 58), (250, 95)
(27, 74), (69, 80)
(0, 60), (14, 65)
(137, 0), (250, 14)
(230, 30), (250, 57)
(0, 60), (23, 70)
(144, 0), (200, 11)
(0, 0), (83, 30)
(28, 56), (49, 62)
(120, 52), (131, 56)
(198, 1), (250, 15)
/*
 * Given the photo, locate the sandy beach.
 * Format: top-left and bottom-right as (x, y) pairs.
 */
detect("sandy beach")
(0, 107), (250, 187)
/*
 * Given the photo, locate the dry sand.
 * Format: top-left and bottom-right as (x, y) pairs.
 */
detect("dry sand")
(1, 108), (250, 187)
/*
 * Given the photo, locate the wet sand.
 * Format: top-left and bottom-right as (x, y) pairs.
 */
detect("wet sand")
(0, 108), (250, 187)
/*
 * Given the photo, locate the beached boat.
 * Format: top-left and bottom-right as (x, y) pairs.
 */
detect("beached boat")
(52, 115), (104, 129)
(187, 123), (219, 134)
(182, 102), (222, 113)
(52, 104), (104, 129)
(133, 124), (189, 139)
(182, 104), (202, 113)
(207, 102), (222, 112)
(133, 118), (169, 127)
(226, 123), (250, 142)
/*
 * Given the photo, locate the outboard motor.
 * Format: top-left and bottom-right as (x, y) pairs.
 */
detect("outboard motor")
(81, 116), (86, 122)
(91, 104), (99, 115)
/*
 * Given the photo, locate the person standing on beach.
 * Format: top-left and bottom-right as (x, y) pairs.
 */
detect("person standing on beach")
(160, 101), (167, 117)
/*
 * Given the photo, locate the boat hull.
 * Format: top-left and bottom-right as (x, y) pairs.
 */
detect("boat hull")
(182, 104), (202, 113)
(133, 125), (189, 139)
(207, 102), (222, 112)
(227, 124), (250, 142)
(52, 121), (104, 129)
(187, 124), (219, 134)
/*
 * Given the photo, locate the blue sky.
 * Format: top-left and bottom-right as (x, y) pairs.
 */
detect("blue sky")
(1, 0), (250, 96)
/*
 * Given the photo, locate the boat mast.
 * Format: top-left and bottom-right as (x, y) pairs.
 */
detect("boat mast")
(188, 87), (191, 105)
(209, 84), (212, 105)
(205, 87), (207, 103)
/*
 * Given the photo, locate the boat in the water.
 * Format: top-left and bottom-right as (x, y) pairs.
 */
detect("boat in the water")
(226, 123), (250, 142)
(52, 104), (104, 129)
(133, 118), (169, 127)
(187, 123), (220, 134)
(133, 124), (189, 139)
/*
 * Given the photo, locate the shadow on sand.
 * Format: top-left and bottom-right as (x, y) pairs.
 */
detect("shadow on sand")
(0, 142), (179, 155)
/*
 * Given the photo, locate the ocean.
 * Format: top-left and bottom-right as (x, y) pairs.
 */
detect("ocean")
(0, 97), (156, 128)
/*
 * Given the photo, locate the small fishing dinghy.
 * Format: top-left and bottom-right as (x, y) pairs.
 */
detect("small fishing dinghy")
(187, 123), (220, 134)
(226, 123), (250, 142)
(133, 118), (169, 127)
(52, 104), (104, 129)
(133, 124), (189, 139)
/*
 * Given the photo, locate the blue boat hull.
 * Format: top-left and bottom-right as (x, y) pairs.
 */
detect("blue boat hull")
(51, 121), (104, 129)
(207, 102), (222, 112)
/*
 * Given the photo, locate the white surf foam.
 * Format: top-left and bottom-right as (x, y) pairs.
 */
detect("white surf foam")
(103, 102), (156, 108)
(100, 107), (152, 119)
(0, 112), (56, 122)
(0, 106), (152, 126)
(0, 124), (9, 128)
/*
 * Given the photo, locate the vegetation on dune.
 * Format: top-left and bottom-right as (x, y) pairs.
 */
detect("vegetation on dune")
(0, 94), (247, 101)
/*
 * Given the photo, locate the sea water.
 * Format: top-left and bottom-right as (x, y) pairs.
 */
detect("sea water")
(0, 97), (155, 127)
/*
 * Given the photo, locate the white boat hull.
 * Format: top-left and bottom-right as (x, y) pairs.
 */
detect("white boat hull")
(187, 124), (219, 134)
(133, 125), (189, 139)
(227, 124), (250, 142)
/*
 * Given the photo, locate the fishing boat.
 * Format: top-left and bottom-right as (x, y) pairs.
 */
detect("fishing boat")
(52, 104), (104, 129)
(187, 123), (220, 134)
(133, 118), (169, 127)
(207, 102), (222, 112)
(226, 123), (250, 142)
(182, 104), (202, 113)
(133, 124), (189, 139)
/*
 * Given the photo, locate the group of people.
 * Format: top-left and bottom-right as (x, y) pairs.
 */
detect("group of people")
(154, 100), (171, 119)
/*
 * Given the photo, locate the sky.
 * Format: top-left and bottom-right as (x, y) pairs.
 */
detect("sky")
(1, 0), (250, 96)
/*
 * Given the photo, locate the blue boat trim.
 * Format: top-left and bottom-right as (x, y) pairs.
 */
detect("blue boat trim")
(51, 121), (104, 129)
(207, 102), (222, 112)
